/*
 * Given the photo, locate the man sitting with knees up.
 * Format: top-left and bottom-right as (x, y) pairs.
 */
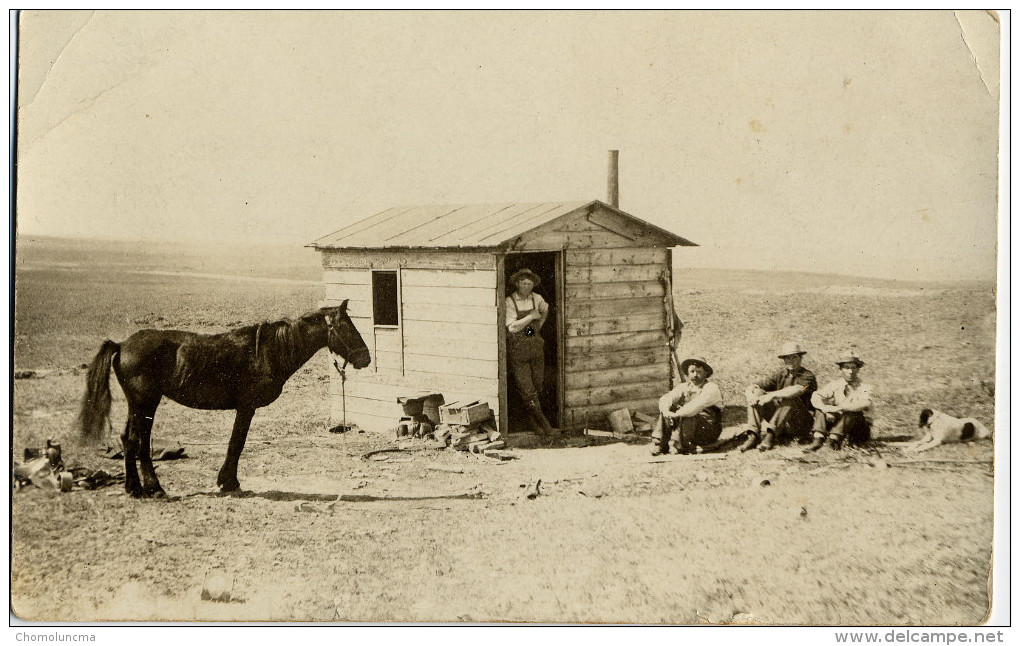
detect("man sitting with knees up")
(806, 350), (874, 451)
(650, 356), (723, 456)
(738, 342), (818, 452)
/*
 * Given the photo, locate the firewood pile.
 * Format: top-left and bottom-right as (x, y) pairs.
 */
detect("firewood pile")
(391, 397), (519, 460)
(430, 401), (515, 460)
(435, 419), (503, 451)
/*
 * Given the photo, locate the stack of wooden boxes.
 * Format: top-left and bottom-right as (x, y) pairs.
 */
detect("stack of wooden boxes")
(435, 401), (506, 454)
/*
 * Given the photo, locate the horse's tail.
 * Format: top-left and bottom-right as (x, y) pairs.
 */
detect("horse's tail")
(76, 339), (120, 446)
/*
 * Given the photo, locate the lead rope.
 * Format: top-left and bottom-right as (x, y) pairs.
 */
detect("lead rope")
(333, 355), (350, 428)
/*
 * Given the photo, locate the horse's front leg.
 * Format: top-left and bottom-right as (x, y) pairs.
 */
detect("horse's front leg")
(217, 407), (256, 492)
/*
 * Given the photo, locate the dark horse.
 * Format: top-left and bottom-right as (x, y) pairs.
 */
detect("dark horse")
(76, 301), (370, 498)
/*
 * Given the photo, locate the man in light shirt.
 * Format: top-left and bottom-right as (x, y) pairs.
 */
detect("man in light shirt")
(806, 350), (874, 451)
(650, 356), (723, 456)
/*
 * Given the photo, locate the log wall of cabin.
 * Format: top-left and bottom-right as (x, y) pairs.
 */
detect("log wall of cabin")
(561, 246), (672, 427)
(320, 249), (500, 434)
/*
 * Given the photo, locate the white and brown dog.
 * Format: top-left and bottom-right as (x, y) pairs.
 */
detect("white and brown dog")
(906, 409), (992, 452)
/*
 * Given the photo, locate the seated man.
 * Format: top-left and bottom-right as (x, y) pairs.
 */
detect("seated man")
(806, 350), (874, 451)
(739, 342), (818, 452)
(650, 356), (723, 456)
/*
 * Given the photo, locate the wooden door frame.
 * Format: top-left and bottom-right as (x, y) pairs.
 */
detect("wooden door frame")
(496, 255), (507, 436)
(554, 249), (565, 428)
(497, 250), (564, 431)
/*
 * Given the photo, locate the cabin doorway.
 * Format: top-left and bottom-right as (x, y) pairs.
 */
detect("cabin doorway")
(503, 251), (561, 434)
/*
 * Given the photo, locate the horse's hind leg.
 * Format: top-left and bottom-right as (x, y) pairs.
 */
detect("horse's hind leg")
(217, 407), (255, 492)
(135, 402), (165, 498)
(123, 400), (164, 498)
(121, 413), (143, 498)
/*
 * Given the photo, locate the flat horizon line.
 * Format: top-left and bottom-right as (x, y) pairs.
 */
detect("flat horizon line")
(13, 232), (997, 286)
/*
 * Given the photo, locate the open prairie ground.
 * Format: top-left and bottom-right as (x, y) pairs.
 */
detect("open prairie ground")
(11, 237), (998, 624)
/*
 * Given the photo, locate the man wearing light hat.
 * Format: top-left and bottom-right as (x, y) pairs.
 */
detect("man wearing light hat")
(806, 350), (874, 451)
(505, 267), (557, 435)
(739, 342), (818, 451)
(650, 356), (724, 455)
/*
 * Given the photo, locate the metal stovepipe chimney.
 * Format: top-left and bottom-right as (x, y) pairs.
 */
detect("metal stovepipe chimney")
(607, 150), (619, 208)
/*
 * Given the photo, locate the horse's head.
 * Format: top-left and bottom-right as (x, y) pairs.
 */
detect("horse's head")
(324, 300), (371, 369)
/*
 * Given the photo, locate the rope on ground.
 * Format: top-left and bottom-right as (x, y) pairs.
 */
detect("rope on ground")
(360, 446), (445, 461)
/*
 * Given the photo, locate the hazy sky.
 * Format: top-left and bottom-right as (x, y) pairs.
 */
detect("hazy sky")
(15, 10), (1001, 280)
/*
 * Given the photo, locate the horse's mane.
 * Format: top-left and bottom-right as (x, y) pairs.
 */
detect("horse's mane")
(249, 309), (327, 372)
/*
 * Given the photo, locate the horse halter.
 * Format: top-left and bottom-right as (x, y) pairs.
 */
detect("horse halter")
(327, 312), (366, 380)
(326, 319), (350, 375)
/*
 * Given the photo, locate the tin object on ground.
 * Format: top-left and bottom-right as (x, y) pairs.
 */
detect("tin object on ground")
(57, 472), (73, 492)
(201, 570), (234, 602)
(607, 408), (634, 434)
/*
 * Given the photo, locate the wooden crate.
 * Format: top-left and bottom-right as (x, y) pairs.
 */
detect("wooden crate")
(439, 400), (492, 426)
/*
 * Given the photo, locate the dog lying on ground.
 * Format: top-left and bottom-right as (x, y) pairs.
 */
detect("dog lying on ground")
(905, 409), (992, 453)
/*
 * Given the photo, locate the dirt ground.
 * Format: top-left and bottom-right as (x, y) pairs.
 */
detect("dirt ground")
(10, 239), (999, 624)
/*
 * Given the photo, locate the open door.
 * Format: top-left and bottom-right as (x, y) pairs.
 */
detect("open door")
(502, 251), (561, 433)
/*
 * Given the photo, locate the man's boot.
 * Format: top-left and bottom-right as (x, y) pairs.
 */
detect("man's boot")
(525, 400), (557, 436)
(758, 430), (776, 451)
(827, 435), (843, 450)
(650, 432), (668, 456)
(738, 431), (760, 452)
(805, 433), (826, 452)
(525, 414), (546, 436)
(650, 418), (669, 455)
(670, 427), (692, 455)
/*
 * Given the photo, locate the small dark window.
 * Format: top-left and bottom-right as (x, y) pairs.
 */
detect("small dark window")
(372, 270), (399, 326)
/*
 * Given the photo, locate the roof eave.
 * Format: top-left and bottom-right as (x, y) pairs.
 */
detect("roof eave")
(307, 243), (504, 252)
(585, 199), (698, 247)
(307, 198), (699, 249)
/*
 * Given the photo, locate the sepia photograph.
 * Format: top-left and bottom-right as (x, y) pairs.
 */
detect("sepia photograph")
(9, 9), (1006, 633)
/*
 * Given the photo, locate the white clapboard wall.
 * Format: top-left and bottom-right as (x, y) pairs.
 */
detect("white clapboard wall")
(320, 250), (500, 433)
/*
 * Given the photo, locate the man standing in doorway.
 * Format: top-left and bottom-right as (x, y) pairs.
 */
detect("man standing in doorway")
(505, 268), (557, 435)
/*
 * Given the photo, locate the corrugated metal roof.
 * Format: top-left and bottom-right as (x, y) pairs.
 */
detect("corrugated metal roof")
(309, 201), (592, 249)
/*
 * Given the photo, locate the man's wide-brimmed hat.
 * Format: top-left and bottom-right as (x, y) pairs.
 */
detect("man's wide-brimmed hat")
(680, 356), (713, 378)
(777, 342), (807, 358)
(835, 350), (864, 367)
(508, 268), (541, 288)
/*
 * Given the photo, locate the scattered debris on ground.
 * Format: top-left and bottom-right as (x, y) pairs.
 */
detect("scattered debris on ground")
(644, 452), (729, 463)
(70, 467), (125, 490)
(101, 439), (187, 461)
(13, 440), (74, 492)
(13, 364), (89, 380)
(14, 440), (128, 493)
(328, 422), (361, 434)
(426, 465), (465, 474)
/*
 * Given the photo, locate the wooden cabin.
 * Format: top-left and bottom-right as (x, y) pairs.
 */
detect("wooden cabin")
(308, 200), (695, 436)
